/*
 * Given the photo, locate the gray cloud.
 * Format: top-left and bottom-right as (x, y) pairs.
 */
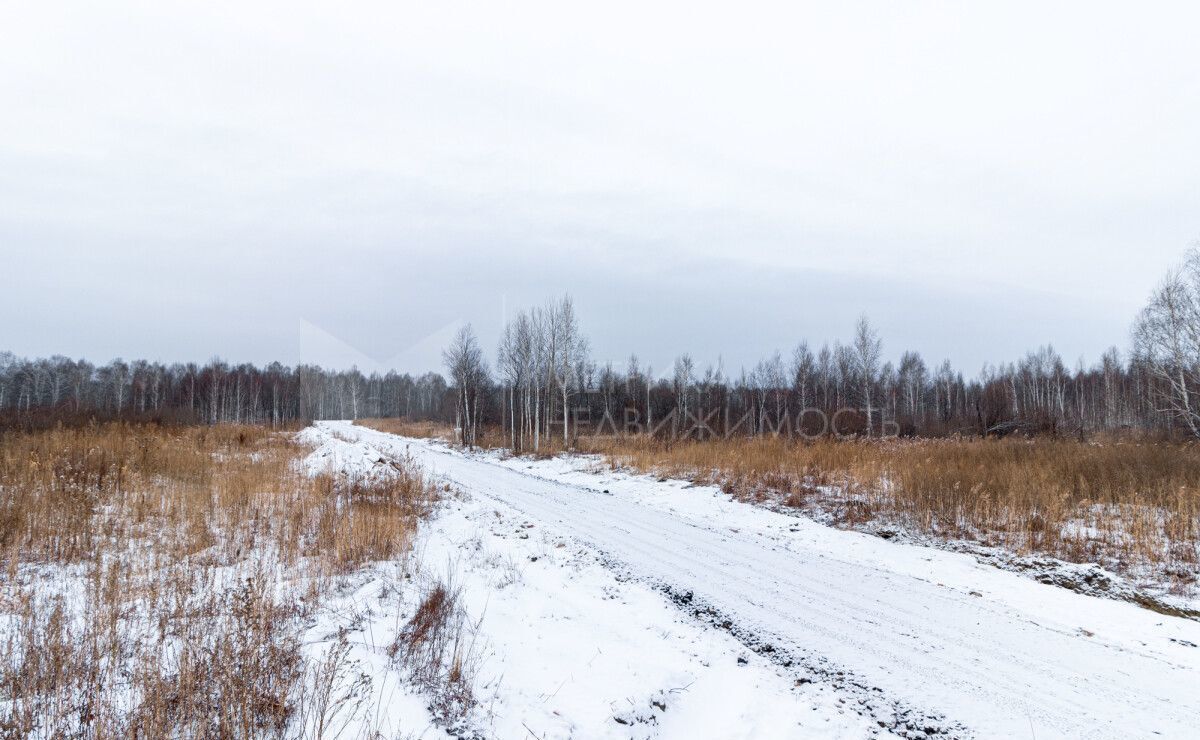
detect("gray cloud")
(2, 1), (1197, 374)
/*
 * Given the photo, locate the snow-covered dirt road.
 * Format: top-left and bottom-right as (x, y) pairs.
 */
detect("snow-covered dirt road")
(319, 422), (1200, 739)
(302, 423), (887, 739)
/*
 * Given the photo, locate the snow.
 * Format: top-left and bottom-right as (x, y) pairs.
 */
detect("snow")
(311, 421), (1200, 740)
(301, 423), (886, 739)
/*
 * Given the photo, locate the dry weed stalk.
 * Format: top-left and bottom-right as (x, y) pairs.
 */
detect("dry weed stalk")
(388, 575), (478, 726)
(0, 422), (442, 737)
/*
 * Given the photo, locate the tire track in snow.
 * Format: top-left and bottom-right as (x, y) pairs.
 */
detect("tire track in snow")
(331, 423), (1200, 740)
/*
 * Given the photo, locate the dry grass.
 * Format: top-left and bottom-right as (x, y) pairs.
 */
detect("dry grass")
(354, 418), (570, 458)
(579, 435), (1200, 588)
(354, 418), (453, 442)
(0, 422), (441, 737)
(388, 576), (477, 726)
(309, 466), (437, 576)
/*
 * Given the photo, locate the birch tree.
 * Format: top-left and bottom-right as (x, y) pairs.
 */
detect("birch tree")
(549, 296), (588, 446)
(443, 324), (488, 447)
(853, 316), (882, 435)
(1134, 249), (1200, 437)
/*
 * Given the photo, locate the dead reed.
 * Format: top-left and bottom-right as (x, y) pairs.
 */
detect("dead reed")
(354, 418), (453, 442)
(0, 422), (442, 737)
(579, 434), (1200, 588)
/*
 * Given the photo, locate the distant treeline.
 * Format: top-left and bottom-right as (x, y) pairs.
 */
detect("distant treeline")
(458, 299), (1169, 450)
(0, 327), (1181, 440)
(6, 250), (1200, 440)
(0, 354), (450, 430)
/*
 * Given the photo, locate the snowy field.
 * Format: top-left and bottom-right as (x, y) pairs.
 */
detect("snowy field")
(304, 421), (1200, 739)
(302, 425), (884, 739)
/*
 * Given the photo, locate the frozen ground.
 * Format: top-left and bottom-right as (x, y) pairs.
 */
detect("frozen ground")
(307, 422), (1200, 739)
(301, 425), (886, 739)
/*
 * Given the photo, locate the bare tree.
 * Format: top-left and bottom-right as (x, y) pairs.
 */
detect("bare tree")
(790, 342), (815, 410)
(443, 324), (489, 447)
(549, 296), (588, 446)
(672, 353), (694, 425)
(497, 321), (520, 448)
(1134, 249), (1200, 437)
(897, 350), (928, 427)
(854, 316), (882, 435)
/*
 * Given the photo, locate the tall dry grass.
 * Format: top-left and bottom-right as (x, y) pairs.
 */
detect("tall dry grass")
(354, 418), (453, 442)
(0, 422), (441, 738)
(580, 435), (1200, 587)
(355, 418), (572, 460)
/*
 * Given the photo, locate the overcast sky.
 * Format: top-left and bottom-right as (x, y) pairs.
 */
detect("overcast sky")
(3, 1), (1198, 377)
